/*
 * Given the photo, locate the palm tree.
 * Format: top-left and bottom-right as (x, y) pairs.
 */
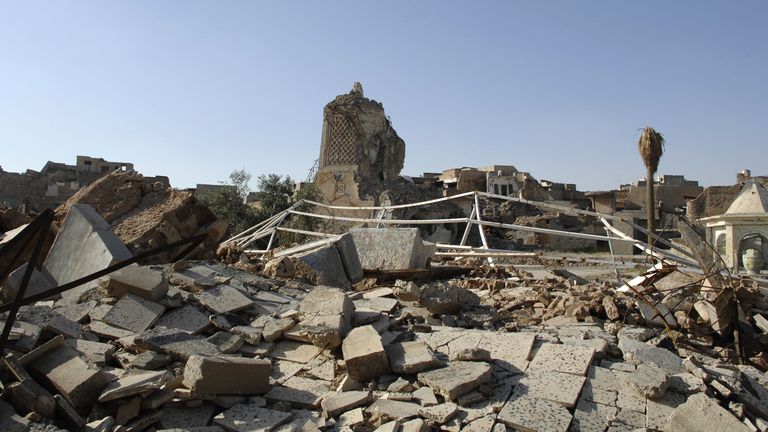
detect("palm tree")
(637, 127), (665, 249)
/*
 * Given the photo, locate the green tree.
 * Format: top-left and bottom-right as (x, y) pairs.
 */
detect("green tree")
(198, 169), (259, 237)
(255, 174), (295, 219)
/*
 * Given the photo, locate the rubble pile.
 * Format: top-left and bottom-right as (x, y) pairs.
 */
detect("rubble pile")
(55, 171), (227, 264)
(2, 211), (768, 432)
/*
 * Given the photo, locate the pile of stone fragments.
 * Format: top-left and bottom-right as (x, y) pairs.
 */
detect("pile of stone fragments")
(1, 205), (768, 432)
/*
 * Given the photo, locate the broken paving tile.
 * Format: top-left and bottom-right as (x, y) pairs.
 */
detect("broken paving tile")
(99, 370), (168, 402)
(497, 395), (572, 432)
(271, 341), (324, 363)
(154, 305), (211, 334)
(528, 343), (595, 376)
(157, 404), (216, 429)
(417, 361), (492, 401)
(182, 355), (271, 395)
(385, 340), (440, 374)
(367, 399), (421, 420)
(512, 371), (586, 409)
(321, 391), (371, 417)
(195, 285), (253, 314)
(570, 398), (618, 432)
(135, 327), (220, 360)
(102, 293), (165, 333)
(213, 402), (293, 432)
(342, 325), (391, 382)
(264, 376), (329, 408)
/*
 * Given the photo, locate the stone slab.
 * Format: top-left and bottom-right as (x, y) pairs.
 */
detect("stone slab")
(296, 245), (350, 289)
(321, 390), (371, 418)
(214, 402), (293, 432)
(195, 285), (253, 314)
(513, 371), (586, 409)
(44, 204), (132, 301)
(497, 395), (572, 432)
(264, 376), (329, 409)
(102, 293), (165, 333)
(342, 325), (391, 382)
(570, 398), (618, 432)
(334, 233), (364, 283)
(99, 370), (167, 402)
(385, 340), (440, 374)
(154, 304), (211, 334)
(158, 404), (217, 429)
(183, 355), (270, 395)
(135, 327), (220, 360)
(418, 361), (492, 400)
(104, 265), (169, 301)
(366, 399), (421, 420)
(528, 343), (595, 376)
(350, 227), (435, 270)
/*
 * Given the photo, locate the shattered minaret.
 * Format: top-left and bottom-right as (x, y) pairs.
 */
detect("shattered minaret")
(315, 83), (406, 205)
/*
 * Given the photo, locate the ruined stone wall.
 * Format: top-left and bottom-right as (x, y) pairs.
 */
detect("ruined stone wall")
(0, 171), (49, 210)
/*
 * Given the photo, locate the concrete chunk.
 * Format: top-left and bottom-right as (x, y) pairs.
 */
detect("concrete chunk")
(619, 337), (684, 373)
(103, 265), (169, 301)
(154, 304), (211, 334)
(299, 286), (354, 348)
(44, 204), (133, 302)
(527, 343), (595, 376)
(27, 345), (108, 414)
(296, 245), (351, 289)
(99, 370), (167, 402)
(183, 355), (271, 395)
(367, 399), (421, 420)
(666, 393), (750, 432)
(335, 233), (364, 283)
(195, 285), (253, 314)
(214, 402), (293, 432)
(3, 263), (57, 302)
(623, 362), (669, 399)
(342, 325), (391, 382)
(350, 228), (435, 270)
(497, 395), (572, 432)
(102, 293), (165, 333)
(321, 391), (371, 418)
(417, 361), (492, 400)
(135, 327), (220, 360)
(512, 371), (586, 409)
(385, 341), (440, 374)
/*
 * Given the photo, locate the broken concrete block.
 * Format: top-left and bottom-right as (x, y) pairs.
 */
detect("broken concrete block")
(645, 391), (685, 430)
(666, 393), (750, 432)
(44, 204), (133, 302)
(135, 327), (220, 360)
(321, 391), (371, 418)
(497, 395), (572, 432)
(64, 339), (116, 365)
(183, 355), (271, 395)
(618, 337), (684, 373)
(27, 345), (108, 414)
(157, 404), (216, 429)
(400, 418), (426, 432)
(511, 371), (586, 409)
(385, 341), (440, 374)
(412, 386), (438, 406)
(623, 363), (669, 399)
(253, 316), (296, 343)
(103, 265), (169, 301)
(99, 369), (168, 402)
(393, 280), (421, 301)
(154, 304), (211, 334)
(419, 281), (480, 315)
(451, 347), (491, 362)
(295, 244), (351, 289)
(338, 407), (365, 428)
(299, 286), (354, 348)
(350, 228), (435, 270)
(417, 361), (492, 400)
(334, 233), (364, 283)
(264, 376), (329, 409)
(102, 293), (165, 333)
(7, 377), (56, 419)
(195, 285), (253, 314)
(367, 399), (422, 420)
(527, 343), (595, 376)
(3, 262), (57, 302)
(342, 325), (391, 382)
(419, 402), (458, 424)
(207, 331), (244, 354)
(637, 299), (677, 328)
(213, 402), (293, 432)
(570, 398), (617, 432)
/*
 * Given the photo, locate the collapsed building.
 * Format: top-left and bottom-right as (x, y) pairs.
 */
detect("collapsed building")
(1, 85), (768, 432)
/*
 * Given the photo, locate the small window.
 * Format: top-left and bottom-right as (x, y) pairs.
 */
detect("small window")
(494, 184), (500, 195)
(501, 184), (508, 196)
(101, 166), (109, 173)
(84, 160), (92, 165)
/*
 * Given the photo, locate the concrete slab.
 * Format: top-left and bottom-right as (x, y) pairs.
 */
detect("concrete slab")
(64, 339), (116, 365)
(158, 404), (216, 429)
(3, 263), (57, 302)
(89, 320), (134, 340)
(102, 293), (165, 333)
(366, 399), (421, 420)
(154, 304), (211, 334)
(334, 233), (364, 283)
(299, 286), (354, 348)
(195, 285), (253, 314)
(44, 204), (132, 302)
(264, 376), (329, 409)
(412, 386), (439, 406)
(296, 244), (350, 289)
(528, 343), (595, 376)
(271, 341), (324, 363)
(321, 391), (371, 417)
(512, 371), (586, 409)
(618, 337), (684, 373)
(99, 370), (167, 402)
(207, 331), (244, 353)
(27, 345), (108, 414)
(350, 228), (435, 270)
(623, 363), (669, 399)
(214, 402), (293, 432)
(103, 265), (168, 301)
(135, 327), (220, 360)
(342, 325), (391, 382)
(570, 398), (618, 432)
(645, 391), (685, 430)
(183, 355), (270, 395)
(385, 341), (440, 374)
(417, 361), (492, 401)
(497, 395), (572, 432)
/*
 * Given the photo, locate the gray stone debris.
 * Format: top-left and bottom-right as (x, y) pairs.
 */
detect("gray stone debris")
(342, 325), (391, 382)
(298, 286), (354, 348)
(182, 355), (271, 395)
(417, 361), (492, 400)
(102, 265), (169, 301)
(385, 340), (440, 374)
(623, 362), (670, 399)
(350, 228), (435, 270)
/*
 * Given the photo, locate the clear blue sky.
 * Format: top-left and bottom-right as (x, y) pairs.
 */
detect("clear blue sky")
(1, 1), (766, 192)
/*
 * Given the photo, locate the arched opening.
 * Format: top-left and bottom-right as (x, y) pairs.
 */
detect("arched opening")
(737, 233), (768, 273)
